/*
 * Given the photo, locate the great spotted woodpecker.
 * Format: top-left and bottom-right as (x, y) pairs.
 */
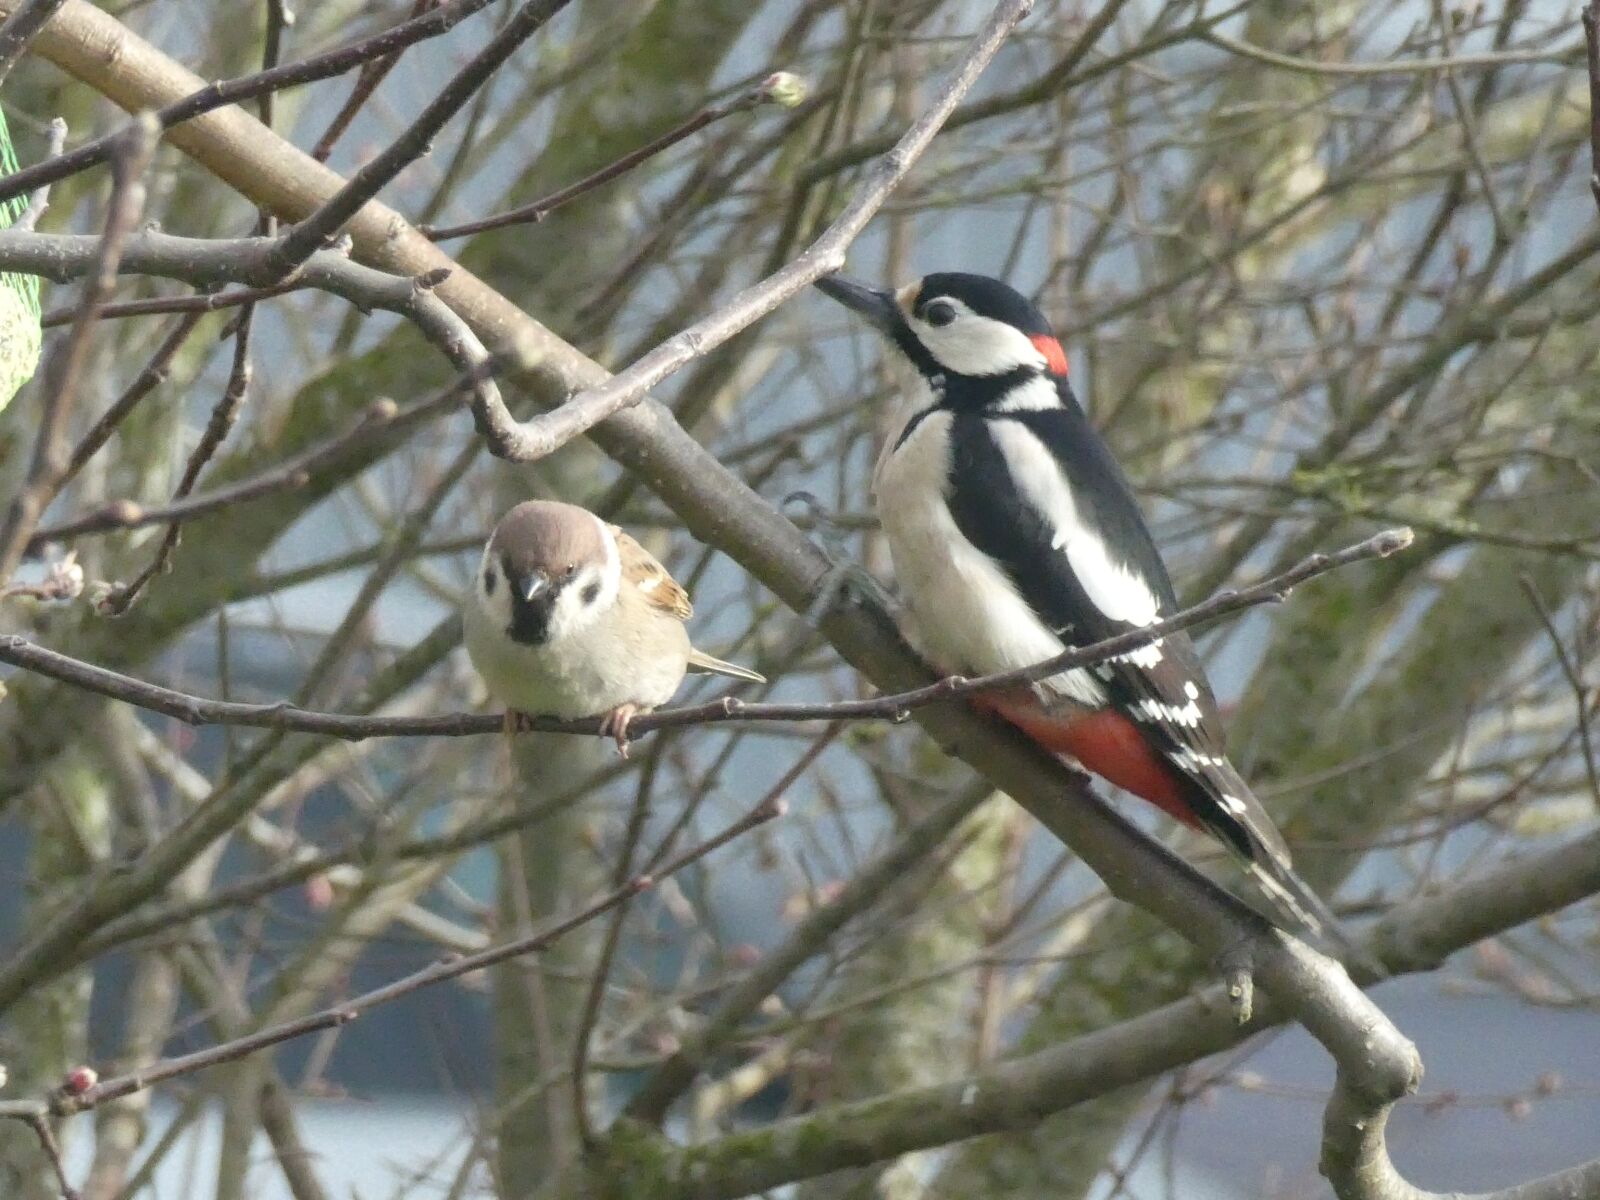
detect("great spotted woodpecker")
(816, 270), (1342, 940)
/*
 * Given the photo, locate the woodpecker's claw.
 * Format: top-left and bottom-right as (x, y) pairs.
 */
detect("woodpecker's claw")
(785, 488), (896, 625)
(598, 704), (641, 757)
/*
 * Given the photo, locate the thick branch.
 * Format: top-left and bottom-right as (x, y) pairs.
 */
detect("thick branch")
(567, 824), (1600, 1200)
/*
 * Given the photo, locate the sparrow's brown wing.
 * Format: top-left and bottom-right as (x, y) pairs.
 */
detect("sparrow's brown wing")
(610, 525), (692, 621)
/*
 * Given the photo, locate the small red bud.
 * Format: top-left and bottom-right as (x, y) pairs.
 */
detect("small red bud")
(63, 1066), (98, 1095)
(304, 874), (335, 910)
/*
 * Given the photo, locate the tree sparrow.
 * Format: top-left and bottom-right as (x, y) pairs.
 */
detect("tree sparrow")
(464, 500), (763, 752)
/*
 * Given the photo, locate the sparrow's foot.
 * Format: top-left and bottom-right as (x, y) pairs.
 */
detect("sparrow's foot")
(598, 703), (641, 757)
(503, 710), (540, 737)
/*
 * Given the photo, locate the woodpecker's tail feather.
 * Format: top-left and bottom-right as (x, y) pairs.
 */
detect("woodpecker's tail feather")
(685, 648), (766, 684)
(1246, 858), (1380, 976)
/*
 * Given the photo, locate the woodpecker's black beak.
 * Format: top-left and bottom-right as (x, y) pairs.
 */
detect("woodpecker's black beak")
(815, 274), (899, 334)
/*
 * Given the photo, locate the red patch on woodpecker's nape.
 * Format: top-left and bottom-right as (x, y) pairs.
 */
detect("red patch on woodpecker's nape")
(1029, 334), (1069, 375)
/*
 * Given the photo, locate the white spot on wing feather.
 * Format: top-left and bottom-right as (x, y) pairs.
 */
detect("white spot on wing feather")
(988, 422), (1162, 628)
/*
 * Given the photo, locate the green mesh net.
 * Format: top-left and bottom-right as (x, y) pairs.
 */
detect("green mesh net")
(0, 105), (43, 411)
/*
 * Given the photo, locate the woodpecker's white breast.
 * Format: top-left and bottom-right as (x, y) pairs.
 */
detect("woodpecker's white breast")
(873, 389), (1105, 708)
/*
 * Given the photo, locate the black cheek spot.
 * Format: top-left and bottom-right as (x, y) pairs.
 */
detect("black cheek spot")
(581, 581), (601, 606)
(484, 567), (498, 594)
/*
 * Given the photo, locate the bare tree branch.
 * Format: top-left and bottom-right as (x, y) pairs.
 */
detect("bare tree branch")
(264, 0), (575, 273)
(0, 792), (783, 1127)
(0, 0), (504, 207)
(422, 72), (809, 241)
(466, 0), (1036, 463)
(562, 823), (1600, 1199)
(0, 112), (158, 583)
(0, 0), (64, 85)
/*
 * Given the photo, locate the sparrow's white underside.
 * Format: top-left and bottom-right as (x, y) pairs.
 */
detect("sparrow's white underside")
(464, 525), (690, 719)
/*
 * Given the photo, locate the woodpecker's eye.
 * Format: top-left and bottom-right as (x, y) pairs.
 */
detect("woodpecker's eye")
(922, 300), (957, 327)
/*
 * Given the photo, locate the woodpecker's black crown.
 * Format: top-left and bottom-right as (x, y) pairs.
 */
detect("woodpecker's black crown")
(913, 272), (1053, 337)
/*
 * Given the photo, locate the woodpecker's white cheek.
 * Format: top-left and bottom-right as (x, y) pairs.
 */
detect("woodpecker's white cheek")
(916, 313), (1047, 377)
(986, 421), (1163, 628)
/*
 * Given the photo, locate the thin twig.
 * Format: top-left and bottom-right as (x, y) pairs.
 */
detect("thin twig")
(1201, 27), (1581, 77)
(0, 0), (65, 85)
(24, 1111), (78, 1200)
(0, 0), (503, 208)
(100, 304), (256, 614)
(422, 72), (808, 241)
(264, 0), (575, 273)
(0, 794), (782, 1123)
(468, 0), (1036, 463)
(0, 112), (159, 584)
(1583, 4), (1600, 213)
(13, 115), (65, 233)
(0, 528), (1413, 739)
(39, 281), (301, 328)
(31, 393), (439, 553)
(1519, 575), (1600, 808)
(312, 0), (435, 163)
(53, 311), (207, 488)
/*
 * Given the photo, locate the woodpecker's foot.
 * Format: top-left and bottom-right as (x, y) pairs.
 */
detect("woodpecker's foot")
(811, 559), (896, 625)
(598, 704), (641, 757)
(782, 490), (897, 626)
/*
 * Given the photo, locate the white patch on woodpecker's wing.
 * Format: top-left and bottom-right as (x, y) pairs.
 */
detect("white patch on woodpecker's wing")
(874, 408), (1104, 708)
(1114, 640), (1163, 668)
(987, 422), (1163, 628)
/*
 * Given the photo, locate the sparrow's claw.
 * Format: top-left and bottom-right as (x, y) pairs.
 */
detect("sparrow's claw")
(503, 710), (538, 737)
(598, 703), (641, 757)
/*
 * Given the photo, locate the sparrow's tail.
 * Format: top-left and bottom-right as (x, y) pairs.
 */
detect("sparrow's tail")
(686, 648), (766, 684)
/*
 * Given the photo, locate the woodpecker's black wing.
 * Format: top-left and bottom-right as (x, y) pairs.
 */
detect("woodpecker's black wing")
(942, 402), (1293, 872)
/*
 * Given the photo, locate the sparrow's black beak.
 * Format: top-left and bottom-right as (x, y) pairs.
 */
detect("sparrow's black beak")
(815, 274), (899, 334)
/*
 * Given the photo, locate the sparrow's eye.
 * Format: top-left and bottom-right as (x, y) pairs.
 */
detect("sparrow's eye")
(922, 300), (957, 327)
(565, 563), (577, 577)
